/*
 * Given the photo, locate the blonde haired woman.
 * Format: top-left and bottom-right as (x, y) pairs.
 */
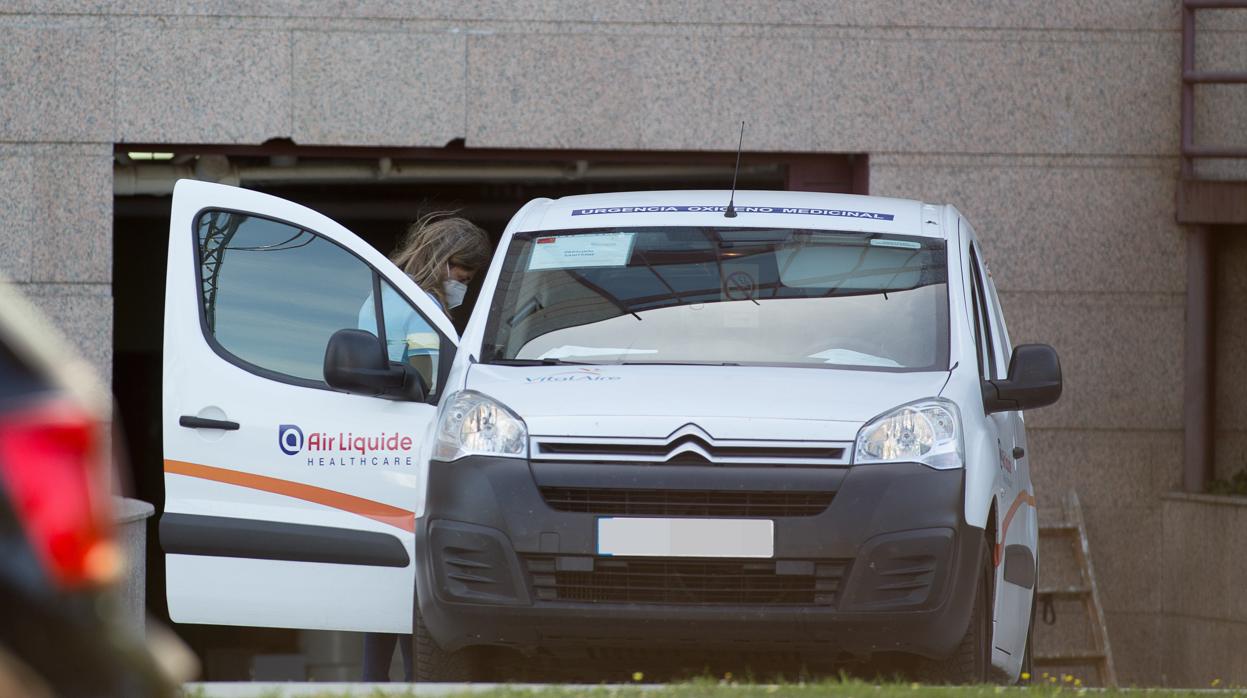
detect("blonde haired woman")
(360, 211), (490, 683)
(359, 212), (492, 365)
(392, 211), (492, 312)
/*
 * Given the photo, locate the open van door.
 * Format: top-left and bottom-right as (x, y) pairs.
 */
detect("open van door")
(160, 179), (456, 632)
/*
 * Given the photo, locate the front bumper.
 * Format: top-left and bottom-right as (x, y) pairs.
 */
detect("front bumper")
(416, 457), (984, 660)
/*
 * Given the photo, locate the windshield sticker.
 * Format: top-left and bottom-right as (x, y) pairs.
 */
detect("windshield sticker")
(527, 232), (636, 271)
(569, 205), (894, 221)
(722, 270), (757, 301)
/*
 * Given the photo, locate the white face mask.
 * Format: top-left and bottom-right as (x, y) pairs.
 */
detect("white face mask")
(443, 279), (467, 309)
(443, 264), (468, 309)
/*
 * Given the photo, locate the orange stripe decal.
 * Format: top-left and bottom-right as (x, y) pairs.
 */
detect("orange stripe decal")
(164, 459), (415, 533)
(994, 490), (1037, 567)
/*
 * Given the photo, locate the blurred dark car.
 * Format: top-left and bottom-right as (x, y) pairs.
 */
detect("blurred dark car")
(0, 282), (178, 697)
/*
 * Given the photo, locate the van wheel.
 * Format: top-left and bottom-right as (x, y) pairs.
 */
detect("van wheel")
(414, 606), (477, 681)
(918, 542), (993, 684)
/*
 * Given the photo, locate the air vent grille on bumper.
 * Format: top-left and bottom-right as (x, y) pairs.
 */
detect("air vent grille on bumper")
(525, 556), (850, 606)
(539, 487), (834, 517)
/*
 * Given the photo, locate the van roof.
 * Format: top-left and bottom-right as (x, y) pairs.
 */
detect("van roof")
(517, 190), (944, 238)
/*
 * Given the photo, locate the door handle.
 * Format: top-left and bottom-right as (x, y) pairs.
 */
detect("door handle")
(179, 416), (240, 431)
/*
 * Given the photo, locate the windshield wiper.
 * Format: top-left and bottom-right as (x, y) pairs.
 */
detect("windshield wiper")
(487, 358), (597, 366)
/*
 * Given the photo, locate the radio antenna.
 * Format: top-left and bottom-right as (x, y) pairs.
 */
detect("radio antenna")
(724, 120), (745, 218)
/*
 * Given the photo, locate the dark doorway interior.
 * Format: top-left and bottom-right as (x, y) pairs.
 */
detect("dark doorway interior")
(112, 144), (862, 677)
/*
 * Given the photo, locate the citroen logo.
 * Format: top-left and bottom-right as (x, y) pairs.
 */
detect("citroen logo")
(661, 424), (717, 462)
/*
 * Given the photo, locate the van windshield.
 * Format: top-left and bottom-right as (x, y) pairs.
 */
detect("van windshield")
(481, 227), (949, 371)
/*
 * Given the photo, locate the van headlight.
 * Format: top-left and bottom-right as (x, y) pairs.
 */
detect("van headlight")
(433, 391), (528, 461)
(854, 399), (963, 469)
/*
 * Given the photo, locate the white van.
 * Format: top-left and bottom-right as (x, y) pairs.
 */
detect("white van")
(160, 181), (1060, 683)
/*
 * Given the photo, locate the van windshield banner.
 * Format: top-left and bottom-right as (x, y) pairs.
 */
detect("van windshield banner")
(569, 205), (894, 221)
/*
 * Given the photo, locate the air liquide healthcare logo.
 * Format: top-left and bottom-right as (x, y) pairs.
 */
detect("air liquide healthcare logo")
(278, 424), (304, 455)
(278, 423), (417, 467)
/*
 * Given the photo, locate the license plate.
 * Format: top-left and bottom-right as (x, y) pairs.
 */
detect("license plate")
(596, 517), (774, 558)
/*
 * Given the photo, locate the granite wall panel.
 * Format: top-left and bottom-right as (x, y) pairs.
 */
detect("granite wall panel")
(1194, 85), (1247, 153)
(1194, 27), (1247, 73)
(870, 156), (1185, 295)
(1162, 496), (1247, 623)
(467, 32), (1176, 156)
(1161, 494), (1247, 686)
(1104, 612), (1165, 687)
(997, 291), (1183, 432)
(0, 146), (111, 285)
(0, 24), (114, 143)
(1195, 7), (1247, 32)
(1081, 504), (1163, 615)
(0, 155), (35, 283)
(292, 30), (466, 146)
(115, 27), (292, 144)
(1192, 30), (1247, 153)
(1161, 615), (1247, 687)
(30, 147), (113, 284)
(465, 34), (729, 151)
(1, 1), (1184, 32)
(1028, 428), (1180, 512)
(16, 282), (113, 381)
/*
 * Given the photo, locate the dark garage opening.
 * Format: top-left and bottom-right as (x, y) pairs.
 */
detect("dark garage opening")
(112, 144), (863, 678)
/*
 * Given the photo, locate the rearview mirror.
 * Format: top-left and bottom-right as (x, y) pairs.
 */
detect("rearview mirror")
(323, 329), (427, 402)
(982, 344), (1062, 414)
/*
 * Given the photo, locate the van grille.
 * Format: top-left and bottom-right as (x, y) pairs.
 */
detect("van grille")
(525, 556), (849, 606)
(536, 440), (845, 461)
(530, 425), (851, 467)
(539, 487), (834, 517)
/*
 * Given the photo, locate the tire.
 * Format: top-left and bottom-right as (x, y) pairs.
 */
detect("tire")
(917, 542), (994, 684)
(414, 605), (477, 682)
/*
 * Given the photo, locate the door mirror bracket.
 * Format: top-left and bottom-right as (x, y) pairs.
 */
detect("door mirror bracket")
(982, 343), (1062, 414)
(324, 329), (427, 402)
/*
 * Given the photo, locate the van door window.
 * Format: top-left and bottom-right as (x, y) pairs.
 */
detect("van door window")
(981, 260), (1012, 375)
(971, 244), (1009, 379)
(376, 277), (441, 392)
(194, 210), (439, 389)
(967, 244), (998, 380)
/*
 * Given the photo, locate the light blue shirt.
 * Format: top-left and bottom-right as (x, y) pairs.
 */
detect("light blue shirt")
(357, 286), (440, 362)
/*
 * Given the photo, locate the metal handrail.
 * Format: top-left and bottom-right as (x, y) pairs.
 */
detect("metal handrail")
(1181, 0), (1247, 174)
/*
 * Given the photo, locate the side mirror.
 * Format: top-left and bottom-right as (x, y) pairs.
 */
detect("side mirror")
(324, 329), (427, 402)
(982, 343), (1062, 414)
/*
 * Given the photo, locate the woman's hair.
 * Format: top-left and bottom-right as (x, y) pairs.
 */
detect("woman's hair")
(390, 211), (491, 307)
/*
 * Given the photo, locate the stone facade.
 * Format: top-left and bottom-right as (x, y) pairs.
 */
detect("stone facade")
(1, 1), (1243, 686)
(1161, 494), (1247, 687)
